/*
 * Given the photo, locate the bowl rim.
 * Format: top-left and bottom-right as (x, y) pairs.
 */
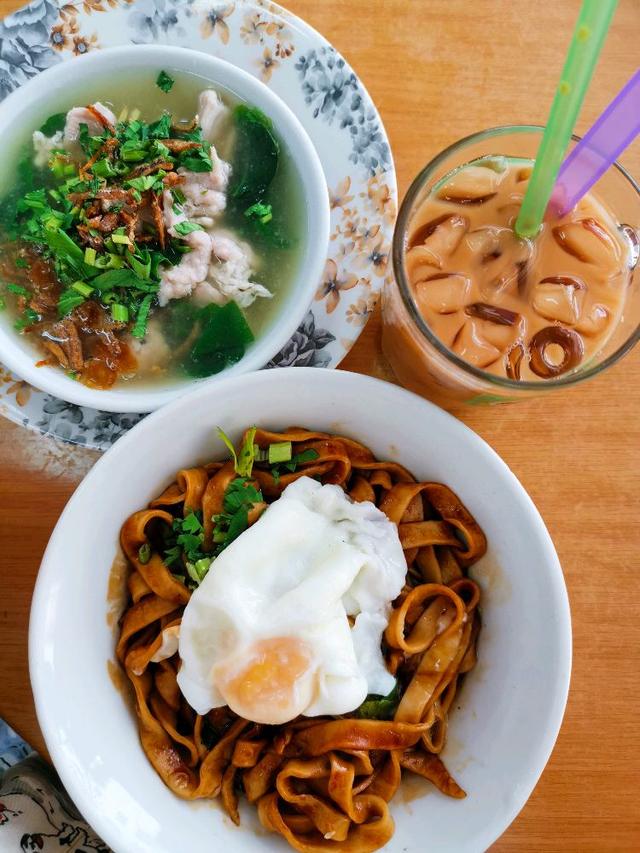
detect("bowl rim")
(29, 367), (572, 853)
(0, 45), (330, 413)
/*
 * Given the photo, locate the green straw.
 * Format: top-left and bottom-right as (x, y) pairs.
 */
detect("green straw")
(515, 0), (619, 238)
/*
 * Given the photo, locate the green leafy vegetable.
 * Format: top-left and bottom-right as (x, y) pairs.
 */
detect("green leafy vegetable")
(356, 682), (400, 720)
(161, 300), (198, 348)
(182, 302), (255, 378)
(39, 112), (67, 137)
(229, 105), (279, 201)
(156, 70), (175, 93)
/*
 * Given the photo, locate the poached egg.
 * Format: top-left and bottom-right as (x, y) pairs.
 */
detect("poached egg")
(177, 476), (406, 724)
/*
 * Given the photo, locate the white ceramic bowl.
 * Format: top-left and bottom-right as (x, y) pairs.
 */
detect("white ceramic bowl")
(0, 46), (329, 412)
(30, 369), (571, 852)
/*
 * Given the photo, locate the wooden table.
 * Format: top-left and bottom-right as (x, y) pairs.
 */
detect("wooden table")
(1, 0), (638, 849)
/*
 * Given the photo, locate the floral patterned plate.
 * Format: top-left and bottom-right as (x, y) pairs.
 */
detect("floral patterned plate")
(0, 0), (396, 450)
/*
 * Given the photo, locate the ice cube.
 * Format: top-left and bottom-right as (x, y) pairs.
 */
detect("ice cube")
(574, 303), (610, 336)
(405, 244), (441, 279)
(465, 226), (512, 264)
(407, 214), (468, 271)
(532, 275), (586, 324)
(414, 273), (471, 314)
(437, 165), (502, 205)
(552, 218), (618, 266)
(451, 318), (501, 368)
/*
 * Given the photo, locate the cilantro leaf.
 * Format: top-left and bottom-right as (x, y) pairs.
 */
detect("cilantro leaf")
(156, 70), (175, 93)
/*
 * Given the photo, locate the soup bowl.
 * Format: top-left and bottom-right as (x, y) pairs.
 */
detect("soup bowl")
(30, 368), (571, 852)
(0, 45), (330, 412)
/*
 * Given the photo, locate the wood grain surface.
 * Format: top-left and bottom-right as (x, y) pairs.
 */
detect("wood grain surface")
(1, 1), (639, 850)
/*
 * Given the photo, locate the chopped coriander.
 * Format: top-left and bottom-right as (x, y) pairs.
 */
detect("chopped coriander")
(212, 477), (264, 554)
(244, 202), (273, 224)
(138, 543), (151, 564)
(156, 70), (175, 93)
(0, 297), (5, 311)
(71, 281), (93, 297)
(14, 307), (38, 330)
(14, 257), (29, 269)
(67, 370), (79, 380)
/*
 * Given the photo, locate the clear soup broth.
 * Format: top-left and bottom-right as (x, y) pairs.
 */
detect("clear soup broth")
(0, 68), (305, 389)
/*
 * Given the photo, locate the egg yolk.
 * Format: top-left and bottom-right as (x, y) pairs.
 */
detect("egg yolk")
(212, 637), (315, 724)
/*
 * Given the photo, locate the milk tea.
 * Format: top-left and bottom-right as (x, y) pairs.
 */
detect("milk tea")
(401, 157), (634, 381)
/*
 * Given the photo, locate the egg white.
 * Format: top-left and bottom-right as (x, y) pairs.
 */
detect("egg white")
(177, 476), (406, 723)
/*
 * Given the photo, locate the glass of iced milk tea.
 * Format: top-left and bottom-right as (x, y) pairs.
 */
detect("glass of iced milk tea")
(382, 126), (640, 405)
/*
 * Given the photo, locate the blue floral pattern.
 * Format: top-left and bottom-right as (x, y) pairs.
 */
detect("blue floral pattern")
(0, 0), (396, 450)
(296, 47), (391, 174)
(267, 310), (335, 368)
(0, 0), (59, 98)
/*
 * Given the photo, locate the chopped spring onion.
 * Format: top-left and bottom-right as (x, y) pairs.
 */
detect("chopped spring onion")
(71, 281), (94, 297)
(138, 543), (151, 564)
(252, 444), (269, 462)
(84, 247), (97, 266)
(91, 159), (117, 178)
(111, 233), (131, 246)
(186, 556), (212, 585)
(111, 303), (129, 323)
(268, 441), (293, 464)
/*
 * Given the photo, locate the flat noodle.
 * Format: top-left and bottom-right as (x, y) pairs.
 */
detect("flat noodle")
(115, 427), (486, 852)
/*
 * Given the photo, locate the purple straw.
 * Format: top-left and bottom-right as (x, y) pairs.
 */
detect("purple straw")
(551, 68), (640, 216)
